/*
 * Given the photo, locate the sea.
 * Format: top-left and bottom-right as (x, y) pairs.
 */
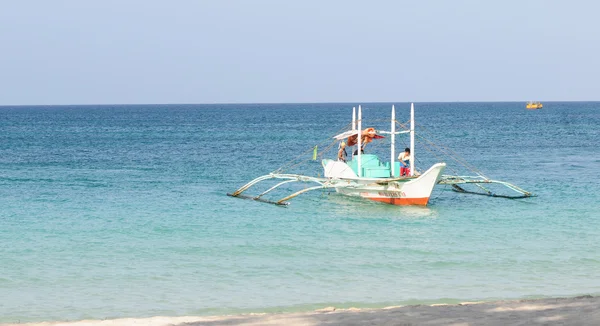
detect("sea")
(1, 102), (599, 323)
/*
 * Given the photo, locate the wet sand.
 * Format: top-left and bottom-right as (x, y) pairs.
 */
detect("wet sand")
(3, 295), (599, 326)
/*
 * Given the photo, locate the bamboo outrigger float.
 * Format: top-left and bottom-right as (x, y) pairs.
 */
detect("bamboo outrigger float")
(228, 104), (535, 206)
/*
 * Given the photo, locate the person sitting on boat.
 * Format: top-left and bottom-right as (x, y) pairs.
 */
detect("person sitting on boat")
(337, 141), (347, 162)
(398, 147), (411, 176)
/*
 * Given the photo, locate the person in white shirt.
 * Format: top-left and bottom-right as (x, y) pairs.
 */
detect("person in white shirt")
(337, 142), (347, 162)
(398, 147), (411, 176)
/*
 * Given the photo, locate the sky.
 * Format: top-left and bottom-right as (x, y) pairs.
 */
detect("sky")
(1, 0), (599, 105)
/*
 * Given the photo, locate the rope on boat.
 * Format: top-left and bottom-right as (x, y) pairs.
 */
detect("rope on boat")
(274, 122), (352, 174)
(394, 120), (535, 198)
(413, 121), (488, 178)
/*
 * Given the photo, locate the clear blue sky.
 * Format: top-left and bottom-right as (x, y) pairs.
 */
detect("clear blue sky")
(1, 0), (598, 105)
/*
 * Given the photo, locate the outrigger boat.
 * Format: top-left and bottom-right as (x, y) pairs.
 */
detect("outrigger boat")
(228, 104), (535, 206)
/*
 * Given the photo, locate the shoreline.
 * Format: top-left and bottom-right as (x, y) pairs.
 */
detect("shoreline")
(3, 295), (599, 326)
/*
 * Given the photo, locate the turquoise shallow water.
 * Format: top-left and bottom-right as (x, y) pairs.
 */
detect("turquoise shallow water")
(1, 102), (599, 323)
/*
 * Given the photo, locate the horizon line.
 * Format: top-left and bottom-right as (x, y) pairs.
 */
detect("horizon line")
(1, 100), (599, 107)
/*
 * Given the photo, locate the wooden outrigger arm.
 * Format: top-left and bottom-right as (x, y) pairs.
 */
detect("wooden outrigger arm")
(227, 173), (335, 206)
(276, 185), (330, 205)
(438, 175), (536, 199)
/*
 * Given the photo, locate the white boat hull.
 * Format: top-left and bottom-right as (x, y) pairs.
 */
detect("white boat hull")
(324, 161), (446, 206)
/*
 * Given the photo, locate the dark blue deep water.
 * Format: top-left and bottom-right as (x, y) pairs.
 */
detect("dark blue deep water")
(1, 102), (599, 323)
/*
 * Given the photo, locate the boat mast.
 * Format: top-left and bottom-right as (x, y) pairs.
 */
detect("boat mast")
(352, 106), (356, 130)
(390, 105), (396, 177)
(357, 105), (362, 177)
(410, 103), (415, 176)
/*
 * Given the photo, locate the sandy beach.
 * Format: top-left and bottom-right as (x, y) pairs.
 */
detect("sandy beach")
(4, 295), (599, 326)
